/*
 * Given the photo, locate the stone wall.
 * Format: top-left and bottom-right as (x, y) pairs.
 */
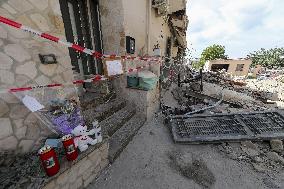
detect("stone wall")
(0, 0), (76, 153)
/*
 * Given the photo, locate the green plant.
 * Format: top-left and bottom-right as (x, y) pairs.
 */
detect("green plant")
(199, 44), (228, 68)
(247, 47), (284, 68)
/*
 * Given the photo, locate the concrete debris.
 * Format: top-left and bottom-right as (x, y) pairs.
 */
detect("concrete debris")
(241, 141), (259, 151)
(240, 141), (260, 158)
(202, 71), (284, 107)
(270, 140), (284, 153)
(0, 148), (66, 189)
(241, 146), (260, 157)
(266, 152), (284, 165)
(217, 141), (284, 176)
(156, 71), (284, 187)
(252, 163), (268, 173)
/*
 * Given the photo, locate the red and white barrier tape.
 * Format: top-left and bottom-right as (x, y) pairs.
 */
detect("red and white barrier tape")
(0, 75), (105, 94)
(0, 63), (153, 93)
(0, 16), (159, 94)
(0, 16), (161, 62)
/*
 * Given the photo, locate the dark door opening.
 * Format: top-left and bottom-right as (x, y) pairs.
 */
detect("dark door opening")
(59, 0), (103, 76)
(211, 64), (229, 72)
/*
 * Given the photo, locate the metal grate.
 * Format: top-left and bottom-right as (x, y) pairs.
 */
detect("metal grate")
(171, 111), (284, 143)
(240, 112), (284, 135)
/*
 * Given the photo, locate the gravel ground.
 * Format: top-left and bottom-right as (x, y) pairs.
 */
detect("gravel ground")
(87, 115), (279, 189)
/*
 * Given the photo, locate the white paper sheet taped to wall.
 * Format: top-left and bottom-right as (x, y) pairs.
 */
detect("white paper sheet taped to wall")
(106, 59), (123, 76)
(22, 95), (45, 112)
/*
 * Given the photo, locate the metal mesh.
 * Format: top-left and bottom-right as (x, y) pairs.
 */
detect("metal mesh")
(171, 111), (284, 143)
(240, 112), (284, 135)
(176, 118), (247, 138)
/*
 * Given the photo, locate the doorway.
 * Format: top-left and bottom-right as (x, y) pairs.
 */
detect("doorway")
(59, 0), (103, 76)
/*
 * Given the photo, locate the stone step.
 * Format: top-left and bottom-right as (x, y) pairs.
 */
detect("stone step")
(100, 104), (136, 137)
(108, 114), (146, 163)
(79, 91), (116, 110)
(82, 98), (126, 126)
(85, 80), (114, 94)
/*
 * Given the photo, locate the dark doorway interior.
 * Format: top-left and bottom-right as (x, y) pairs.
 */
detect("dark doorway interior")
(211, 64), (229, 72)
(59, 0), (103, 75)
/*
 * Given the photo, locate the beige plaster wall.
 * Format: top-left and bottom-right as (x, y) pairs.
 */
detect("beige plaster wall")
(122, 0), (172, 56)
(99, 0), (125, 55)
(0, 0), (76, 153)
(208, 59), (252, 76)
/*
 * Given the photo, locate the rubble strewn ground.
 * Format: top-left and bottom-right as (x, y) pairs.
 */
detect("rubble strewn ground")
(2, 71), (283, 189)
(0, 150), (52, 189)
(88, 72), (284, 189)
(89, 115), (283, 189)
(246, 79), (284, 108)
(88, 73), (284, 189)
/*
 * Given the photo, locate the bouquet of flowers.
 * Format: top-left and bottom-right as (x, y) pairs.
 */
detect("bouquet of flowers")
(47, 98), (85, 135)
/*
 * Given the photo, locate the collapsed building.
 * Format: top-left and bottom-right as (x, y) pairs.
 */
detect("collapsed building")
(0, 0), (188, 188)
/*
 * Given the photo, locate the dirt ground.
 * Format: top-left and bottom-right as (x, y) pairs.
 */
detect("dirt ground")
(87, 115), (283, 189)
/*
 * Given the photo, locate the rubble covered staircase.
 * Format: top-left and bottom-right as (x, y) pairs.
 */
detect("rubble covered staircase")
(79, 81), (146, 162)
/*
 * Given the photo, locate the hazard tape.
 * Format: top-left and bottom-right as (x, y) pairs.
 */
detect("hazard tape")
(0, 16), (161, 62)
(0, 62), (153, 93)
(0, 75), (105, 94)
(0, 16), (162, 94)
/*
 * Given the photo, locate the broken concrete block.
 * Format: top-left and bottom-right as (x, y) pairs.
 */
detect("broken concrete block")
(241, 146), (259, 157)
(252, 156), (264, 163)
(252, 163), (268, 173)
(266, 152), (284, 164)
(241, 141), (259, 151)
(270, 139), (283, 152)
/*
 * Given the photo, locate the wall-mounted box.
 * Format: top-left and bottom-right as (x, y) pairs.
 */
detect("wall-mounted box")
(39, 54), (57, 64)
(126, 36), (135, 54)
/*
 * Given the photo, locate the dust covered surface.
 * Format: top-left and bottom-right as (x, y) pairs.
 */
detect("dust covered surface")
(0, 148), (66, 189)
(0, 151), (47, 189)
(168, 150), (216, 188)
(89, 116), (275, 189)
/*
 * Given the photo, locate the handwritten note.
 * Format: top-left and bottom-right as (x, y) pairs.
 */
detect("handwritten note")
(22, 95), (45, 112)
(106, 59), (123, 76)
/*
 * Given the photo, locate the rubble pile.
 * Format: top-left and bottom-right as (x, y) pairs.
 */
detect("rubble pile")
(246, 79), (284, 102)
(203, 71), (235, 87)
(0, 149), (66, 189)
(0, 151), (46, 189)
(217, 140), (284, 174)
(161, 83), (267, 118)
(162, 69), (284, 178)
(203, 71), (284, 105)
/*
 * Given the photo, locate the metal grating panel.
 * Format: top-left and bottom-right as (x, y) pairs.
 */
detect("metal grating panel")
(171, 111), (284, 143)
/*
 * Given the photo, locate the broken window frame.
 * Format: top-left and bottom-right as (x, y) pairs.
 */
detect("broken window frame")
(236, 64), (245, 72)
